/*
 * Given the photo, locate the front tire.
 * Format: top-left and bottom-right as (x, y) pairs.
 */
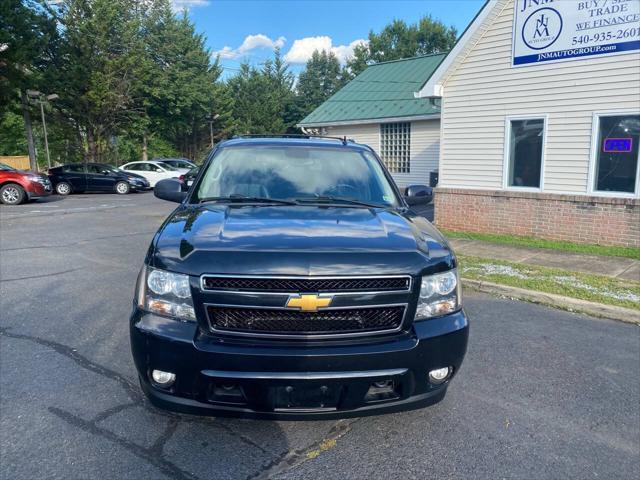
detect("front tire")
(115, 181), (130, 195)
(56, 182), (72, 196)
(0, 183), (26, 205)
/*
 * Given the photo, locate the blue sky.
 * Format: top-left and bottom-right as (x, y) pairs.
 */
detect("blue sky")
(173, 0), (486, 78)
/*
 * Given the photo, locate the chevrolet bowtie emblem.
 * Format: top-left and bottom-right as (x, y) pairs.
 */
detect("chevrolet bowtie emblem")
(286, 294), (333, 312)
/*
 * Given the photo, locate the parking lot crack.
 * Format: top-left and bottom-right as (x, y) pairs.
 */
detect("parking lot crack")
(0, 328), (142, 403)
(49, 407), (199, 480)
(0, 267), (83, 283)
(245, 418), (360, 480)
(92, 403), (138, 423)
(176, 416), (270, 454)
(215, 421), (270, 454)
(150, 418), (180, 454)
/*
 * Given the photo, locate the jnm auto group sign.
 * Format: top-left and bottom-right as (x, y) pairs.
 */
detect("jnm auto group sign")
(513, 0), (640, 66)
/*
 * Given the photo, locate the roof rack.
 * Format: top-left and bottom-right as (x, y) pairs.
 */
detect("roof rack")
(231, 134), (353, 145)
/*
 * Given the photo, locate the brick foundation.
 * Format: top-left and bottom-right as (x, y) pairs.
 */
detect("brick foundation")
(434, 188), (640, 247)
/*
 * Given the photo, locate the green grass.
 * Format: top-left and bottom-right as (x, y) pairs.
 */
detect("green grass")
(458, 255), (640, 310)
(441, 230), (640, 260)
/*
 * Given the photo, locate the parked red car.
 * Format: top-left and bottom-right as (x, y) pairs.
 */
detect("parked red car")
(0, 162), (52, 205)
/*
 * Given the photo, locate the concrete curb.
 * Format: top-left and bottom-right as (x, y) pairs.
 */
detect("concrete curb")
(462, 278), (640, 324)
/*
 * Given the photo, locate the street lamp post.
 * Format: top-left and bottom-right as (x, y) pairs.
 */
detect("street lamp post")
(27, 91), (58, 170)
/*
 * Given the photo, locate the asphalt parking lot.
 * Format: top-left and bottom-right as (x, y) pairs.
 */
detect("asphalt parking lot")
(1, 193), (638, 480)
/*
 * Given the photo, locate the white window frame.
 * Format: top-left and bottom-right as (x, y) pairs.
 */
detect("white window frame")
(587, 110), (640, 199)
(502, 114), (548, 192)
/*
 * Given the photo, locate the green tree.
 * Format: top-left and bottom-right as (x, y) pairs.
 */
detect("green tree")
(347, 16), (457, 76)
(137, 1), (223, 160)
(0, 0), (57, 168)
(225, 49), (295, 135)
(0, 108), (27, 155)
(44, 0), (146, 162)
(0, 0), (56, 110)
(295, 50), (346, 119)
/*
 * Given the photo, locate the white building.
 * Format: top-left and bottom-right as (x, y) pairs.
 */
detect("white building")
(298, 54), (445, 189)
(417, 0), (639, 247)
(302, 0), (640, 247)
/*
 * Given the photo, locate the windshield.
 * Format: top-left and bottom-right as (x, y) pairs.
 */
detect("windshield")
(0, 163), (16, 171)
(158, 162), (179, 171)
(194, 146), (399, 207)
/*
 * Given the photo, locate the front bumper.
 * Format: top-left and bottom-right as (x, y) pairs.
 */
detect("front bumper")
(128, 181), (151, 191)
(26, 181), (52, 199)
(130, 309), (468, 420)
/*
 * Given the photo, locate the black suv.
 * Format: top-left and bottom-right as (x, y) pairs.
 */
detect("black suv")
(49, 163), (150, 195)
(131, 137), (468, 419)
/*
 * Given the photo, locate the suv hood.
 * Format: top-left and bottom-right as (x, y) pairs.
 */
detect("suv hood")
(151, 205), (454, 276)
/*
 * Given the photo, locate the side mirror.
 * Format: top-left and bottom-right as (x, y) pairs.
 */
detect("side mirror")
(404, 185), (433, 205)
(154, 178), (187, 203)
(155, 168), (163, 172)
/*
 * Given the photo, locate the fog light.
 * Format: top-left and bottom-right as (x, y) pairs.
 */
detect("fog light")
(151, 369), (176, 387)
(364, 379), (398, 402)
(209, 383), (246, 405)
(428, 367), (451, 384)
(373, 380), (392, 388)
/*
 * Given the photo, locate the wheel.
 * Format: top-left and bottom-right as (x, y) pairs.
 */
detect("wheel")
(56, 182), (72, 196)
(0, 183), (26, 205)
(115, 181), (130, 195)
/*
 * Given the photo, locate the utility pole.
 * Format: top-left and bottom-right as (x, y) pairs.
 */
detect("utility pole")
(27, 90), (58, 170)
(21, 91), (37, 171)
(39, 99), (51, 169)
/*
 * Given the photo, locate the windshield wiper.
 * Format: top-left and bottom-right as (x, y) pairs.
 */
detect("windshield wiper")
(198, 194), (298, 205)
(294, 195), (387, 209)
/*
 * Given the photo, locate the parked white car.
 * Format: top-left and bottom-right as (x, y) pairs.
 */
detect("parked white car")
(119, 161), (186, 187)
(156, 158), (197, 170)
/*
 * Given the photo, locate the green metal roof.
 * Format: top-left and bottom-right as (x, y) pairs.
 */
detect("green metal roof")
(298, 53), (446, 126)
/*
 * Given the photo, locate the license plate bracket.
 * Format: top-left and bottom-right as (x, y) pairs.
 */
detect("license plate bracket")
(273, 383), (343, 411)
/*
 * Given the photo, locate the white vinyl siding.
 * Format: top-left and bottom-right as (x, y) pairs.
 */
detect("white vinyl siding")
(326, 119), (440, 187)
(324, 123), (380, 152)
(438, 0), (640, 196)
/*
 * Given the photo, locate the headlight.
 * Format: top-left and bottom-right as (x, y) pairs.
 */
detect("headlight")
(137, 266), (196, 321)
(28, 175), (46, 184)
(415, 269), (461, 320)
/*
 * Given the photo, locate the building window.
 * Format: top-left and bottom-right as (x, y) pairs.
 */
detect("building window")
(380, 122), (410, 173)
(593, 114), (640, 194)
(506, 118), (545, 189)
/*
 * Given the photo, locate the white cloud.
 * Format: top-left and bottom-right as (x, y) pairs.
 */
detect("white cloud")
(171, 0), (210, 10)
(332, 39), (368, 63)
(284, 37), (368, 64)
(213, 34), (287, 60)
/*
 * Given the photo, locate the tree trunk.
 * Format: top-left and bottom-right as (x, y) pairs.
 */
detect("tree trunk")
(86, 128), (98, 162)
(142, 134), (148, 161)
(77, 124), (89, 163)
(21, 91), (37, 171)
